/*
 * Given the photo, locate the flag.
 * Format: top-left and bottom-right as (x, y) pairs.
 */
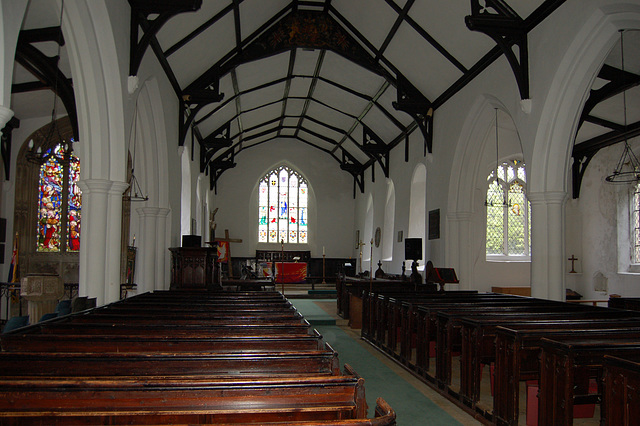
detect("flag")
(7, 232), (18, 283)
(216, 241), (229, 263)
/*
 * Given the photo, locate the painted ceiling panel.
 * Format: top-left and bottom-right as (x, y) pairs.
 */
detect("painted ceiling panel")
(362, 107), (402, 142)
(312, 79), (370, 115)
(292, 48), (322, 75)
(288, 77), (313, 98)
(386, 22), (463, 100)
(319, 51), (386, 98)
(239, 81), (286, 112)
(239, 0), (291, 41)
(306, 101), (357, 130)
(408, 0), (494, 69)
(155, 1), (230, 48)
(240, 103), (282, 131)
(332, 0), (397, 51)
(167, 13), (236, 87)
(235, 52), (289, 93)
(284, 98), (307, 118)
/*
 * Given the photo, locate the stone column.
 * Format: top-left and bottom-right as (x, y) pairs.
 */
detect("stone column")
(136, 207), (160, 294)
(529, 191), (568, 301)
(155, 208), (171, 291)
(77, 179), (127, 306)
(104, 181), (128, 304)
(446, 212), (473, 290)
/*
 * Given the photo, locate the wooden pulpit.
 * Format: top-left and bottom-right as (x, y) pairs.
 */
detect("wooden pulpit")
(169, 247), (220, 290)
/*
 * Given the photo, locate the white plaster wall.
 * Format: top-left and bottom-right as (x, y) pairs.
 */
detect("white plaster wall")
(211, 138), (355, 258)
(568, 136), (640, 299)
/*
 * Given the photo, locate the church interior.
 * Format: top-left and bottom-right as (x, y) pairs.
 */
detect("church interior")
(1, 0), (640, 424)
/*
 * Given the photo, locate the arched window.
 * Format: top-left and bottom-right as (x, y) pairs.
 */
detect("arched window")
(258, 165), (308, 243)
(632, 183), (640, 264)
(486, 159), (530, 259)
(36, 142), (81, 252)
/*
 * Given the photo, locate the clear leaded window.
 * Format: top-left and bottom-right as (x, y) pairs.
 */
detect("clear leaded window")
(37, 142), (81, 252)
(258, 165), (307, 243)
(632, 183), (640, 263)
(486, 160), (530, 258)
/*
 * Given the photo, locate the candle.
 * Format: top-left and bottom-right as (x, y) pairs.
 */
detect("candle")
(323, 246), (325, 255)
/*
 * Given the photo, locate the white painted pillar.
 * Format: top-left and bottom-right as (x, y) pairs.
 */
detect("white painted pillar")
(446, 212), (473, 290)
(77, 179), (127, 306)
(136, 207), (159, 294)
(77, 179), (111, 304)
(529, 191), (568, 300)
(104, 181), (128, 304)
(155, 208), (170, 291)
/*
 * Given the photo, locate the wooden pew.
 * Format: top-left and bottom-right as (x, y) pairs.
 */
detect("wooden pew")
(602, 355), (640, 426)
(0, 370), (368, 425)
(1, 329), (326, 352)
(0, 290), (398, 425)
(457, 311), (640, 411)
(434, 302), (613, 391)
(538, 336), (640, 425)
(493, 321), (640, 426)
(0, 347), (341, 378)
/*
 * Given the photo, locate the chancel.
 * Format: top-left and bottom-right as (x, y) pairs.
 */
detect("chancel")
(2, 1), (640, 425)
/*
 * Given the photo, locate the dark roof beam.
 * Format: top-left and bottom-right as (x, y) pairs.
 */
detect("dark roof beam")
(465, 0), (529, 99)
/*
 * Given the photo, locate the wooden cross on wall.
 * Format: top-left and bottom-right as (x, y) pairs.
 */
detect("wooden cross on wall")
(214, 229), (242, 278)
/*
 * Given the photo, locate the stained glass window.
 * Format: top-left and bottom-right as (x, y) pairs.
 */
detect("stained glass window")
(37, 142), (81, 252)
(258, 165), (308, 243)
(632, 183), (640, 263)
(486, 160), (530, 258)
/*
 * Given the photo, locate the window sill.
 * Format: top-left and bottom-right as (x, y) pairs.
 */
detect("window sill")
(486, 256), (531, 263)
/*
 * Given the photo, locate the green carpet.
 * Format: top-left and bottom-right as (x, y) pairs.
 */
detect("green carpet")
(292, 299), (464, 425)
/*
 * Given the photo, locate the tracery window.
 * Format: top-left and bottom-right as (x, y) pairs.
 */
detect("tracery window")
(632, 183), (640, 263)
(258, 166), (308, 244)
(486, 160), (530, 259)
(37, 142), (81, 252)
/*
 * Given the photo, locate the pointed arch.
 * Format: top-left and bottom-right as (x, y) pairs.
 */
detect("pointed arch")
(180, 146), (192, 236)
(408, 164), (426, 268)
(258, 164), (308, 244)
(382, 179), (396, 261)
(363, 195), (374, 263)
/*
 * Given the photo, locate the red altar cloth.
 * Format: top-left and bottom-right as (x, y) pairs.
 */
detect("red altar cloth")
(263, 262), (307, 283)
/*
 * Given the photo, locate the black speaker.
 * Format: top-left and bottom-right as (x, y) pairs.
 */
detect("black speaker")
(404, 238), (422, 260)
(182, 235), (202, 247)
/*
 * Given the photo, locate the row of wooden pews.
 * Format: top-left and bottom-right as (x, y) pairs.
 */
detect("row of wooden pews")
(359, 290), (640, 425)
(0, 289), (396, 425)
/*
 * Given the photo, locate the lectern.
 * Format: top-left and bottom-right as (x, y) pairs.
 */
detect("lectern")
(169, 247), (220, 290)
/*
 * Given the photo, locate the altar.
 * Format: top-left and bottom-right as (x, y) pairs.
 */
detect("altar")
(256, 250), (310, 284)
(262, 262), (307, 284)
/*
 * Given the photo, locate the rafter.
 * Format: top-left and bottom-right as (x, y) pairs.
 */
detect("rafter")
(16, 27), (78, 141)
(465, 0), (529, 100)
(572, 120), (640, 198)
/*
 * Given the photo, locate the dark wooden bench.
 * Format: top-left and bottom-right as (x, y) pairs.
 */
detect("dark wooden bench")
(0, 347), (341, 378)
(602, 355), (640, 426)
(538, 336), (640, 425)
(1, 289), (398, 425)
(492, 321), (640, 425)
(1, 329), (326, 352)
(458, 313), (640, 417)
(0, 370), (367, 425)
(434, 303), (618, 390)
